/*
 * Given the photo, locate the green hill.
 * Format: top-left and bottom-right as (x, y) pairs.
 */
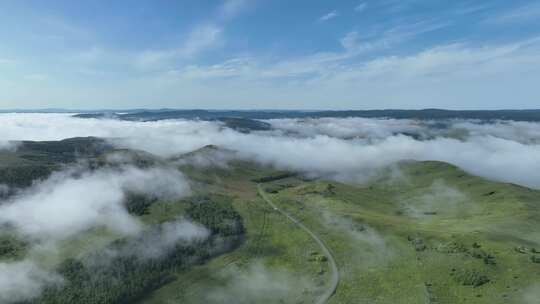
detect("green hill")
(1, 140), (538, 304)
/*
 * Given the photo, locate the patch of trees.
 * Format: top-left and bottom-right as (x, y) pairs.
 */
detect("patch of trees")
(451, 269), (490, 287)
(0, 137), (115, 191)
(252, 172), (297, 183)
(0, 165), (54, 188)
(0, 235), (27, 259)
(18, 137), (112, 163)
(124, 193), (158, 216)
(20, 195), (244, 304)
(19, 137), (111, 156)
(436, 241), (497, 266)
(27, 244), (205, 304)
(93, 150), (159, 170)
(186, 195), (245, 237)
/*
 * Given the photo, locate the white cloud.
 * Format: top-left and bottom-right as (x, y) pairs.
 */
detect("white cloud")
(401, 180), (470, 218)
(319, 10), (339, 22)
(1, 1), (539, 109)
(218, 0), (250, 20)
(355, 3), (368, 13)
(340, 31), (362, 51)
(1, 114), (540, 189)
(135, 23), (223, 70)
(133, 220), (209, 259)
(253, 38), (534, 107)
(267, 117), (423, 139)
(137, 36), (540, 110)
(454, 3), (489, 15)
(0, 154), (203, 302)
(0, 165), (190, 241)
(0, 140), (18, 151)
(0, 58), (17, 66)
(132, 0), (250, 70)
(180, 23), (224, 58)
(204, 262), (314, 303)
(523, 284), (540, 304)
(135, 49), (176, 70)
(0, 32), (537, 108)
(0, 261), (62, 303)
(70, 46), (106, 63)
(38, 15), (93, 40)
(23, 74), (49, 81)
(0, 184), (9, 196)
(453, 120), (540, 144)
(165, 21), (451, 82)
(1, 113), (539, 300)
(490, 2), (540, 24)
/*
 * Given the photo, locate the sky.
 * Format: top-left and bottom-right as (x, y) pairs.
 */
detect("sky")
(0, 0), (539, 110)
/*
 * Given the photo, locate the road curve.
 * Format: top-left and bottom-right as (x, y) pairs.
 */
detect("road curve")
(257, 184), (339, 304)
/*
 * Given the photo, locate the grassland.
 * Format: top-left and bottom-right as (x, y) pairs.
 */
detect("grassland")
(134, 158), (539, 304)
(264, 161), (540, 303)
(1, 141), (539, 303)
(140, 161), (331, 304)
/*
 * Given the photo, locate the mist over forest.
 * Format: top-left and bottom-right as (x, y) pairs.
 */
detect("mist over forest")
(0, 111), (539, 304)
(1, 112), (540, 188)
(2, 0), (540, 302)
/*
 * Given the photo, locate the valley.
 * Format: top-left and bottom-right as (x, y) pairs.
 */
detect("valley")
(2, 138), (538, 303)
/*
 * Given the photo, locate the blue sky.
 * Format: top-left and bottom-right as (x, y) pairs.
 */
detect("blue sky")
(0, 0), (539, 109)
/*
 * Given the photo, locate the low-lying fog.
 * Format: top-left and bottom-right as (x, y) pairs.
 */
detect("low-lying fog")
(0, 113), (539, 302)
(0, 163), (194, 302)
(1, 113), (539, 188)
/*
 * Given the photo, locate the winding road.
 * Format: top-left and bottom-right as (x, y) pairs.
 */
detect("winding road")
(257, 184), (339, 304)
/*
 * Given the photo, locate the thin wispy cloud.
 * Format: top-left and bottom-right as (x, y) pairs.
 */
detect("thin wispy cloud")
(218, 0), (250, 20)
(319, 10), (339, 22)
(133, 1), (242, 70)
(0, 1), (538, 109)
(489, 2), (540, 24)
(23, 74), (49, 81)
(454, 3), (489, 15)
(176, 38), (535, 82)
(0, 58), (16, 65)
(135, 35), (540, 109)
(355, 3), (368, 13)
(378, 0), (408, 13)
(38, 15), (93, 41)
(178, 23), (224, 58)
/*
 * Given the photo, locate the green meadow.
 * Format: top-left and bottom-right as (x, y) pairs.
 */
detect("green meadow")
(1, 143), (539, 303)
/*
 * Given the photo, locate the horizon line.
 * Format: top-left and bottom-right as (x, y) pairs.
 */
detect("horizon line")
(1, 108), (540, 113)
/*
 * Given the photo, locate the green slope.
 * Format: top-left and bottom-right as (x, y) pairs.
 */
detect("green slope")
(1, 140), (539, 303)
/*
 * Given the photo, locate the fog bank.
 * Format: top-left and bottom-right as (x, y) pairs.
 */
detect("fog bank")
(1, 113), (540, 188)
(0, 166), (190, 241)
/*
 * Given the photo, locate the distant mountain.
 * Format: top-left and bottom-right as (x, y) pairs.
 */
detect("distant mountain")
(217, 117), (271, 133)
(72, 113), (121, 119)
(72, 109), (540, 122)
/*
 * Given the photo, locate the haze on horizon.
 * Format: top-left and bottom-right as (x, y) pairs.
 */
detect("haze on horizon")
(0, 0), (539, 110)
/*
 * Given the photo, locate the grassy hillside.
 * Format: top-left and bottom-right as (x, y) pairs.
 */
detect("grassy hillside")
(139, 158), (540, 304)
(264, 161), (540, 303)
(1, 140), (538, 303)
